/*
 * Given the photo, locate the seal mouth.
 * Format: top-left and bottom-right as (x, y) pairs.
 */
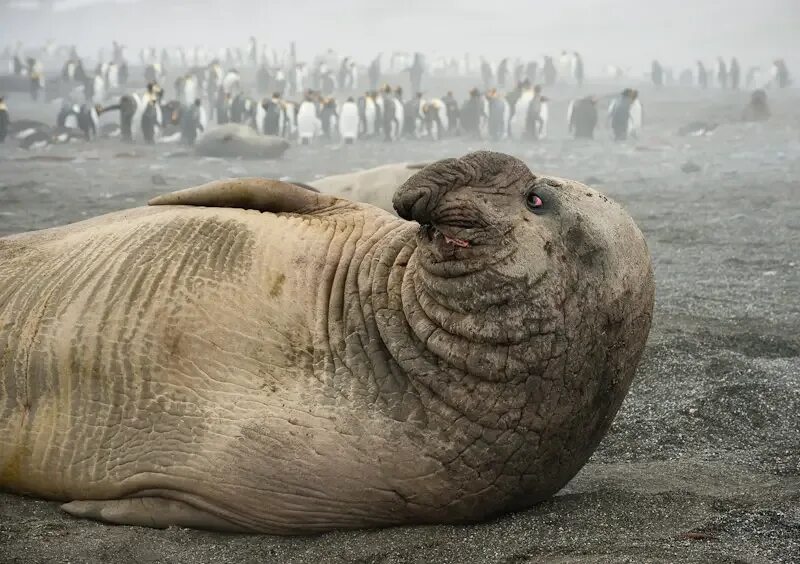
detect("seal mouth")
(420, 223), (472, 248)
(442, 232), (470, 248)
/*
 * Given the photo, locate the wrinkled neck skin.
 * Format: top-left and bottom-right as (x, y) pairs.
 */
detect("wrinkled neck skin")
(327, 214), (584, 521)
(313, 192), (641, 522)
(360, 222), (557, 431)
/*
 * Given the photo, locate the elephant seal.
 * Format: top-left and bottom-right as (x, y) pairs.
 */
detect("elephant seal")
(0, 151), (654, 534)
(309, 162), (428, 214)
(195, 123), (289, 159)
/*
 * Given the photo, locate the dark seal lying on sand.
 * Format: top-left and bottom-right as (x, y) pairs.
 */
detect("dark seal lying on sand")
(194, 123), (290, 159)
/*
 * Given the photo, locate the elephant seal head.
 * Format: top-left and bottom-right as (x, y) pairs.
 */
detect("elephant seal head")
(393, 150), (654, 375)
(390, 151), (654, 508)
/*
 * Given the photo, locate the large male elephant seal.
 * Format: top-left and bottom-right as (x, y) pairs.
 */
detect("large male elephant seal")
(0, 151), (654, 534)
(195, 123), (289, 159)
(309, 162), (428, 213)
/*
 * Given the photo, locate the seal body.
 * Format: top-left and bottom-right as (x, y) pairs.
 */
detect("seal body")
(195, 123), (290, 159)
(310, 162), (428, 213)
(0, 153), (654, 534)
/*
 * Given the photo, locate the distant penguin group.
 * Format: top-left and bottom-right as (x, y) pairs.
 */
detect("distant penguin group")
(9, 39), (793, 156)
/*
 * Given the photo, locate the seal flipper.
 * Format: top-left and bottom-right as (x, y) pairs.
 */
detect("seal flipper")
(148, 177), (339, 214)
(61, 498), (247, 532)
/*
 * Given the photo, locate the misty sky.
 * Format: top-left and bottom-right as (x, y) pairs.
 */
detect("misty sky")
(5, 0), (799, 73)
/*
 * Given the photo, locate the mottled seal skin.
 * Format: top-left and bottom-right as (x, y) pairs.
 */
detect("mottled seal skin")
(310, 162), (428, 214)
(195, 123), (290, 159)
(0, 151), (654, 535)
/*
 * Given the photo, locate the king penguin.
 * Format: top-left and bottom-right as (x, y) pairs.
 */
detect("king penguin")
(296, 94), (321, 145)
(339, 96), (359, 144)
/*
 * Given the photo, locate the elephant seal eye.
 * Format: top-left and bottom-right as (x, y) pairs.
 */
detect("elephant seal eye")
(526, 191), (544, 212)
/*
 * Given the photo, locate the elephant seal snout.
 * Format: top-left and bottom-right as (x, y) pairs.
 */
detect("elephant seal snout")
(394, 151), (533, 253)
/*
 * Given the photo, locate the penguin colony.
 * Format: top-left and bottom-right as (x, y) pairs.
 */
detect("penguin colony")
(0, 41), (790, 150)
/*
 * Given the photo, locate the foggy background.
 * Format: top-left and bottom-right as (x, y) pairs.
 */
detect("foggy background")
(4, 0), (799, 75)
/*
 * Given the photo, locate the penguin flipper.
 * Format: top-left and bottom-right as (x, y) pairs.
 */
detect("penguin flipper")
(148, 178), (336, 214)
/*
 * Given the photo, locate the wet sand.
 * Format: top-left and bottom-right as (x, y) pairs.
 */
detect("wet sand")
(0, 85), (798, 563)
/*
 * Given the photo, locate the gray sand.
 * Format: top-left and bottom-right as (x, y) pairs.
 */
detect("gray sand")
(0, 85), (798, 563)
